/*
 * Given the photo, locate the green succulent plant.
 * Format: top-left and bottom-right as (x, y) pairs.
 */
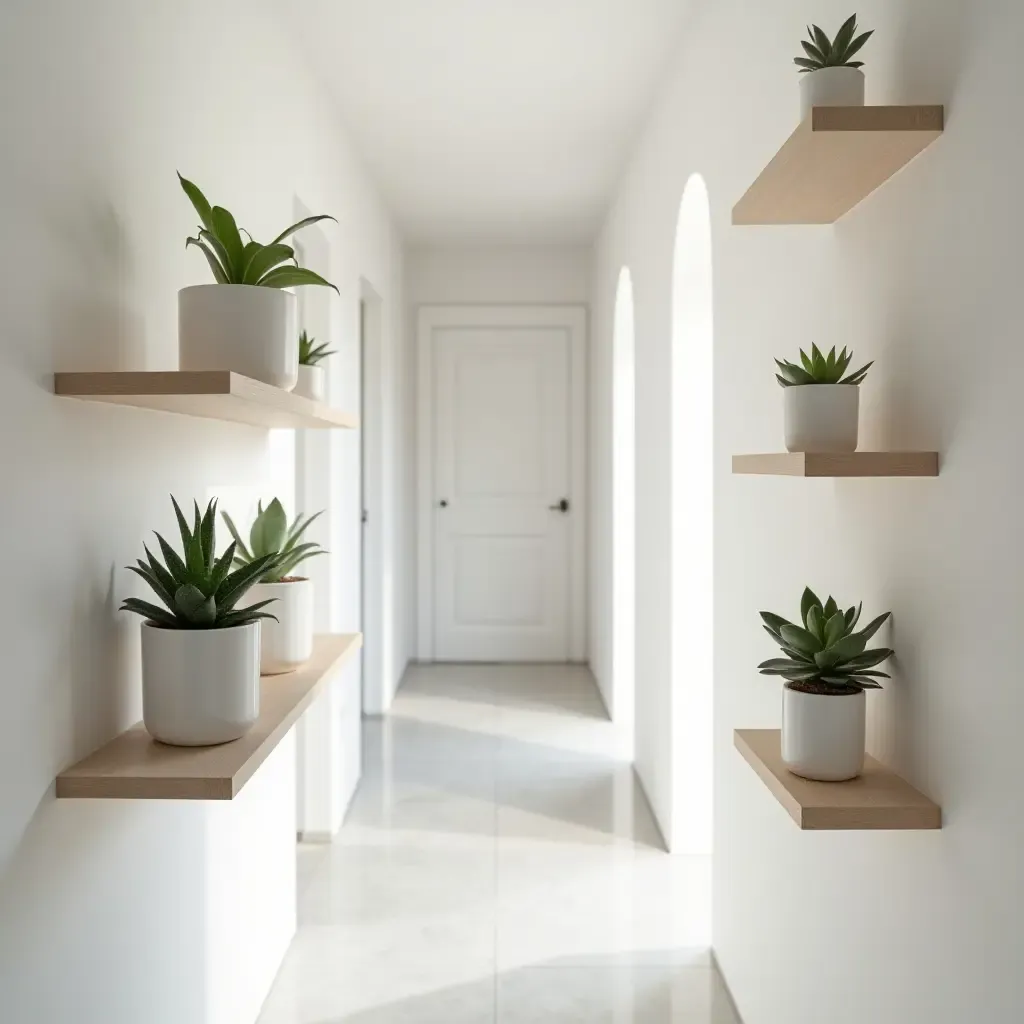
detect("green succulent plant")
(775, 343), (872, 388)
(178, 173), (339, 292)
(222, 499), (326, 583)
(795, 14), (873, 74)
(121, 497), (279, 629)
(759, 587), (894, 693)
(299, 330), (336, 367)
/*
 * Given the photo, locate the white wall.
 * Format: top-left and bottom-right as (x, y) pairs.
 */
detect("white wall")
(0, 1), (408, 1018)
(408, 245), (591, 306)
(591, 0), (1024, 1020)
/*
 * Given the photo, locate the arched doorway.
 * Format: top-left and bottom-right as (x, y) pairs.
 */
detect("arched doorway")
(671, 174), (713, 854)
(612, 267), (636, 755)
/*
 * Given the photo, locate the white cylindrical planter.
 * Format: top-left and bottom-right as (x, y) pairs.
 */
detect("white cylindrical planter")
(784, 384), (860, 453)
(141, 622), (260, 746)
(244, 578), (313, 675)
(179, 284), (298, 390)
(293, 364), (325, 402)
(800, 67), (865, 121)
(782, 684), (866, 781)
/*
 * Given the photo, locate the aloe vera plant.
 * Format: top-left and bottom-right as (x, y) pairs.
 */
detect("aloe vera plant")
(222, 499), (326, 583)
(775, 343), (872, 387)
(794, 14), (873, 74)
(178, 173), (338, 292)
(299, 330), (336, 367)
(121, 497), (279, 628)
(759, 587), (894, 693)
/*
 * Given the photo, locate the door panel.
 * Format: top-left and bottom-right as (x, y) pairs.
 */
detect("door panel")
(434, 326), (570, 661)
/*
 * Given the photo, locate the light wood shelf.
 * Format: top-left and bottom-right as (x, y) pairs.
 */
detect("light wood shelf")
(732, 105), (944, 225)
(732, 452), (939, 477)
(56, 633), (361, 801)
(735, 729), (940, 830)
(54, 371), (358, 430)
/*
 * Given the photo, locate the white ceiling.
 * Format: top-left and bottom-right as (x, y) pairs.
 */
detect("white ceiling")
(290, 1), (691, 245)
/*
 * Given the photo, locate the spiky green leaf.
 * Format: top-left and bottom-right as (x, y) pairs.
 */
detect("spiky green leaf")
(185, 236), (228, 283)
(800, 587), (823, 628)
(832, 14), (859, 58)
(781, 624), (821, 655)
(269, 214), (337, 247)
(843, 29), (873, 62)
(121, 597), (179, 627)
(256, 266), (340, 292)
(178, 172), (215, 233)
(211, 206), (244, 279)
(242, 243), (295, 285)
(221, 512), (253, 561)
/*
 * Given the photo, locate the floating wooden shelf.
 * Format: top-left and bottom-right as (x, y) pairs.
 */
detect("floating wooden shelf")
(54, 371), (358, 430)
(56, 633), (361, 800)
(735, 730), (940, 830)
(733, 105), (944, 225)
(732, 452), (939, 477)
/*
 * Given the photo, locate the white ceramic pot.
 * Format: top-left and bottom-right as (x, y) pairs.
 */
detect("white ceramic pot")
(140, 622), (260, 746)
(800, 66), (865, 121)
(179, 284), (298, 390)
(782, 683), (865, 782)
(244, 578), (313, 675)
(293, 364), (325, 402)
(784, 384), (859, 453)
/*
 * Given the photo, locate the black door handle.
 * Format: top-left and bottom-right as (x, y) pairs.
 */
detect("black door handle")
(438, 499), (448, 508)
(549, 498), (570, 513)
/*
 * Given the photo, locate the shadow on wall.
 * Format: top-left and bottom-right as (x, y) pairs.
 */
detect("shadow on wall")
(20, 177), (150, 374)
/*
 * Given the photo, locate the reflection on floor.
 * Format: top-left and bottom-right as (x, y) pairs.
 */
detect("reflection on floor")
(260, 663), (737, 1023)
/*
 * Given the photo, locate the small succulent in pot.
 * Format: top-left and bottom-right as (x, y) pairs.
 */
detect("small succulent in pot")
(222, 499), (327, 675)
(121, 497), (279, 629)
(299, 330), (336, 367)
(121, 497), (280, 746)
(760, 587), (893, 781)
(758, 587), (893, 693)
(794, 15), (873, 75)
(794, 15), (873, 121)
(222, 499), (326, 582)
(776, 344), (872, 453)
(775, 344), (872, 388)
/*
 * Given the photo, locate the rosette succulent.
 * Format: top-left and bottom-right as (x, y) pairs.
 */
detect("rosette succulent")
(222, 499), (326, 583)
(299, 330), (336, 367)
(794, 15), (873, 74)
(121, 497), (279, 628)
(759, 587), (894, 693)
(775, 343), (872, 387)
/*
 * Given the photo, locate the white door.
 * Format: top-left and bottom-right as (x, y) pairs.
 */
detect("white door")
(433, 325), (572, 661)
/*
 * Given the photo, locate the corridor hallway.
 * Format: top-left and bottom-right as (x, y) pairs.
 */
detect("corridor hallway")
(259, 665), (737, 1022)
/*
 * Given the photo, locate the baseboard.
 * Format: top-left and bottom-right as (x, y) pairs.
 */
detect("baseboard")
(297, 829), (334, 844)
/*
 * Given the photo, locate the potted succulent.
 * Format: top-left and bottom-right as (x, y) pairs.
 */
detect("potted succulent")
(775, 343), (872, 453)
(759, 588), (894, 781)
(294, 330), (336, 402)
(223, 499), (326, 675)
(794, 14), (874, 120)
(177, 173), (339, 391)
(121, 498), (279, 746)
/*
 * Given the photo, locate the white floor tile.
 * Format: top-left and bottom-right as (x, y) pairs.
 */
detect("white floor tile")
(260, 663), (721, 1024)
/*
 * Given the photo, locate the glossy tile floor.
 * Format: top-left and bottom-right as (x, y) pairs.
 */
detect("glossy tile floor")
(260, 664), (737, 1023)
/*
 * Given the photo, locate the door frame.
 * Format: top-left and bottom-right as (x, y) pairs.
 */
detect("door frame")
(417, 304), (587, 663)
